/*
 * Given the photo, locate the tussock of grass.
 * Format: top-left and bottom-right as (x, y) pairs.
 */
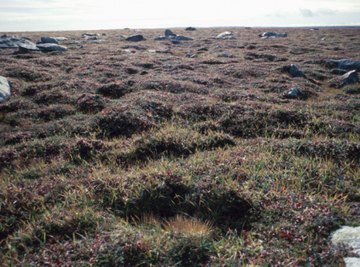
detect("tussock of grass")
(111, 125), (235, 165)
(164, 215), (213, 237)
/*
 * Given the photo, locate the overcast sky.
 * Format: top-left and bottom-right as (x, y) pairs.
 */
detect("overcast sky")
(1, 0), (360, 31)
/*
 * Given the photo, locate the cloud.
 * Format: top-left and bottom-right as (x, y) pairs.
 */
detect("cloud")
(300, 8), (338, 18)
(300, 8), (314, 17)
(317, 9), (337, 15)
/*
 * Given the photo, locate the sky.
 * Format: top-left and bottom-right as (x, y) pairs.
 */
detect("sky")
(0, 0), (360, 32)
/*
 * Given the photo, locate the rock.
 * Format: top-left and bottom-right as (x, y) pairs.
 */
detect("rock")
(155, 30), (192, 42)
(0, 35), (38, 49)
(283, 87), (304, 99)
(82, 33), (98, 38)
(0, 76), (11, 103)
(154, 36), (168, 41)
(17, 43), (40, 53)
(330, 70), (359, 88)
(36, 43), (68, 52)
(122, 45), (146, 50)
(40, 37), (59, 44)
(289, 64), (305, 77)
(325, 59), (360, 71)
(85, 36), (98, 41)
(282, 64), (305, 77)
(216, 31), (235, 40)
(54, 37), (67, 41)
(125, 34), (146, 42)
(332, 226), (360, 266)
(343, 258), (360, 267)
(174, 35), (193, 41)
(260, 32), (288, 39)
(185, 27), (196, 31)
(165, 29), (176, 37)
(331, 69), (348, 75)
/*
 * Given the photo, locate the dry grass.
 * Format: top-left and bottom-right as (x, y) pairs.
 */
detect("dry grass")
(164, 215), (213, 236)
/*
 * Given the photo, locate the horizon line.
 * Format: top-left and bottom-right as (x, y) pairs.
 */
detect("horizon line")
(2, 24), (360, 33)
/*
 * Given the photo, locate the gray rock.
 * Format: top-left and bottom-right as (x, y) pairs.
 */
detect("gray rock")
(289, 64), (305, 77)
(343, 258), (360, 267)
(282, 64), (305, 77)
(155, 30), (192, 42)
(174, 35), (193, 41)
(37, 43), (68, 52)
(82, 33), (98, 38)
(185, 27), (196, 31)
(332, 226), (360, 267)
(40, 37), (59, 44)
(331, 69), (348, 75)
(0, 35), (38, 49)
(154, 36), (168, 41)
(165, 29), (176, 37)
(330, 70), (359, 88)
(85, 36), (98, 41)
(0, 76), (11, 103)
(260, 32), (288, 39)
(54, 37), (67, 41)
(18, 43), (40, 53)
(122, 45), (146, 50)
(284, 87), (302, 99)
(326, 59), (360, 71)
(125, 34), (146, 42)
(216, 31), (235, 40)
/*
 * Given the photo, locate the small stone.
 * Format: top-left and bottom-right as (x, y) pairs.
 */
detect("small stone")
(0, 76), (11, 103)
(174, 35), (193, 41)
(281, 64), (305, 77)
(260, 32), (287, 39)
(330, 70), (359, 88)
(37, 43), (68, 52)
(125, 34), (146, 42)
(54, 37), (67, 41)
(82, 33), (98, 37)
(216, 31), (235, 40)
(284, 88), (302, 99)
(0, 35), (38, 49)
(154, 36), (168, 41)
(185, 27), (196, 31)
(325, 59), (360, 71)
(165, 29), (176, 37)
(40, 37), (59, 44)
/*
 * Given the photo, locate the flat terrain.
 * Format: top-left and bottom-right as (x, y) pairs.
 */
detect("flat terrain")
(0, 27), (359, 266)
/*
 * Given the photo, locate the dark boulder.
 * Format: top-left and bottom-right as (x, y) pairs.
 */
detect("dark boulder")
(165, 29), (176, 37)
(174, 36), (193, 41)
(155, 30), (192, 42)
(325, 59), (360, 71)
(40, 37), (59, 44)
(125, 34), (146, 42)
(281, 64), (305, 77)
(260, 32), (288, 39)
(36, 43), (68, 52)
(0, 35), (38, 50)
(330, 70), (359, 88)
(283, 87), (309, 100)
(185, 27), (196, 31)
